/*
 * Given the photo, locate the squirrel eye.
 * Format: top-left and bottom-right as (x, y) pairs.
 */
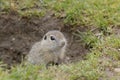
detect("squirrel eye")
(50, 36), (55, 40)
(44, 35), (47, 40)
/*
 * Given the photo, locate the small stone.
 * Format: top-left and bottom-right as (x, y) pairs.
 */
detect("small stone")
(12, 38), (15, 41)
(114, 68), (120, 73)
(118, 49), (120, 51)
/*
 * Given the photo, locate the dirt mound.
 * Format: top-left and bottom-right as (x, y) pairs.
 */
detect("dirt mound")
(0, 13), (88, 67)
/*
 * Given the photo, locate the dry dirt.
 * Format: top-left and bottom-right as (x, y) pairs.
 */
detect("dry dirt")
(0, 13), (88, 67)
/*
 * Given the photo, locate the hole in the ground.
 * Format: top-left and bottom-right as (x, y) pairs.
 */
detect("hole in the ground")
(0, 14), (88, 67)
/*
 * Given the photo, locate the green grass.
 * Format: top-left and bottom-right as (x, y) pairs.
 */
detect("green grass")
(0, 0), (120, 80)
(0, 60), (103, 80)
(44, 0), (120, 29)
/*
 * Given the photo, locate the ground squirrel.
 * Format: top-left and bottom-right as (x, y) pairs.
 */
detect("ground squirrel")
(27, 30), (67, 67)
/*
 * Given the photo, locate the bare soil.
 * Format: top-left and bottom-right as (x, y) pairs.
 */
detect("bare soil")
(0, 13), (88, 67)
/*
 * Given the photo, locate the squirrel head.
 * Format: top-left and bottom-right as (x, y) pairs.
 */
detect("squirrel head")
(41, 30), (67, 51)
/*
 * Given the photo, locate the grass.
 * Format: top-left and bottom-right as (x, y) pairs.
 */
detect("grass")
(44, 0), (120, 30)
(0, 0), (120, 80)
(0, 60), (103, 80)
